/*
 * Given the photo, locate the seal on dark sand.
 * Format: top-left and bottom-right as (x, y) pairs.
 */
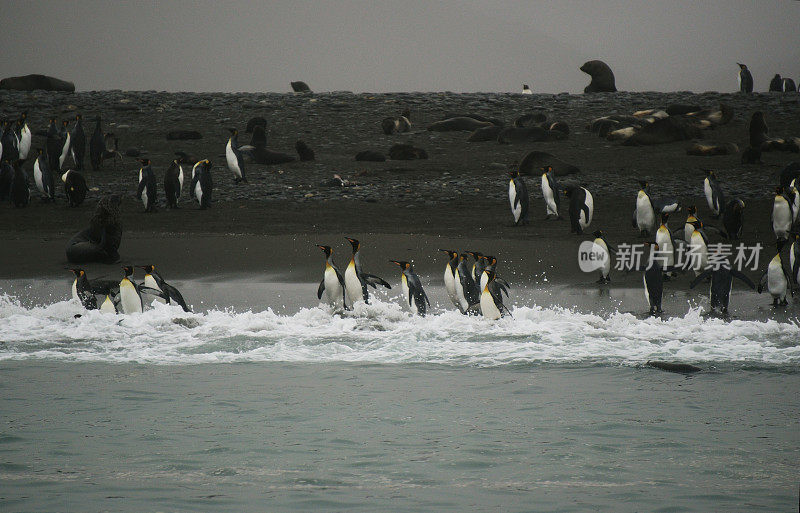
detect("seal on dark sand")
(427, 117), (493, 132)
(290, 81), (311, 93)
(65, 195), (123, 264)
(388, 144), (428, 160)
(518, 151), (579, 177)
(295, 140), (315, 161)
(249, 126), (295, 165)
(245, 116), (267, 133)
(381, 109), (411, 135)
(646, 361), (703, 373)
(580, 60), (617, 93)
(622, 117), (702, 146)
(686, 142), (739, 156)
(513, 112), (547, 128)
(355, 150), (386, 162)
(467, 125), (503, 142)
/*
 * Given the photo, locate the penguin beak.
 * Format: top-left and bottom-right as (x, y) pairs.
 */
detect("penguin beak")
(389, 260), (402, 267)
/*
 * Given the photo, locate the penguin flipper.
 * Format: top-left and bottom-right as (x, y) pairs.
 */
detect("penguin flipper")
(757, 271), (768, 294)
(689, 271), (711, 289)
(162, 282), (191, 312)
(730, 269), (756, 290)
(363, 274), (391, 289)
(317, 279), (325, 300)
(631, 208), (638, 229)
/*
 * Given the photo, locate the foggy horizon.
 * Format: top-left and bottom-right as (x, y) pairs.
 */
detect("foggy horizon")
(1, 0), (798, 94)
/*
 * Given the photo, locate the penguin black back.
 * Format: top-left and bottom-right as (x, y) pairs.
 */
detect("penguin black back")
(9, 160), (30, 208)
(164, 159), (183, 209)
(70, 114), (86, 171)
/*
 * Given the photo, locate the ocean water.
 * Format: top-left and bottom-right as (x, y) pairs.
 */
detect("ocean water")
(1, 285), (799, 512)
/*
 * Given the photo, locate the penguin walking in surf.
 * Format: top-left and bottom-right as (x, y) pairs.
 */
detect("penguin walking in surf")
(70, 114), (86, 171)
(316, 245), (347, 310)
(33, 148), (55, 202)
(118, 266), (144, 314)
(480, 255), (510, 297)
(772, 186), (794, 241)
(465, 251), (486, 284)
(164, 158), (184, 209)
(565, 184), (593, 234)
(687, 220), (709, 277)
(703, 170), (725, 218)
(737, 63), (753, 93)
(136, 265), (191, 312)
(508, 170), (529, 226)
(477, 269), (511, 320)
(62, 169), (88, 207)
(454, 252), (480, 314)
(641, 243), (666, 316)
(343, 238), (391, 306)
(541, 166), (560, 219)
(69, 268), (98, 310)
(17, 112), (31, 160)
(591, 230), (616, 284)
(390, 260), (430, 316)
(757, 241), (793, 306)
(438, 249), (461, 310)
(690, 265), (755, 317)
(137, 158), (157, 212)
(654, 213), (677, 279)
(226, 128), (247, 184)
(58, 119), (71, 170)
(632, 180), (656, 237)
(191, 159), (213, 209)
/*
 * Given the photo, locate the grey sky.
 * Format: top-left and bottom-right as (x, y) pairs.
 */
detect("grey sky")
(1, 0), (797, 93)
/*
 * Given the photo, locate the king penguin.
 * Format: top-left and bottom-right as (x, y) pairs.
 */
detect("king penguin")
(683, 205), (700, 243)
(522, 84), (532, 95)
(771, 186), (793, 241)
(565, 184), (593, 234)
(633, 180), (655, 237)
(343, 238), (391, 306)
(690, 265), (755, 316)
(316, 245), (346, 310)
(70, 114), (86, 171)
(703, 170), (725, 218)
(758, 241), (793, 306)
(0, 120), (18, 162)
(478, 270), (511, 320)
(226, 128), (247, 184)
(722, 198), (745, 239)
(465, 251), (486, 284)
(688, 220), (709, 277)
(136, 265), (191, 312)
(58, 119), (71, 170)
(541, 165), (560, 220)
(191, 159), (213, 209)
(9, 159), (30, 208)
(62, 169), (88, 207)
(438, 249), (461, 310)
(164, 158), (184, 209)
(70, 268), (98, 310)
(654, 213), (676, 278)
(137, 158), (157, 212)
(737, 63), (753, 93)
(118, 266), (143, 314)
(17, 112), (31, 160)
(508, 170), (529, 226)
(390, 260), (430, 316)
(454, 253), (480, 314)
(33, 148), (55, 202)
(46, 118), (61, 171)
(642, 243), (665, 316)
(790, 233), (800, 287)
(591, 230), (615, 284)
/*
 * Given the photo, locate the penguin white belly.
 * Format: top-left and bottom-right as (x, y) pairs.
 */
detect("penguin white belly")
(443, 267), (457, 306)
(323, 266), (342, 306)
(71, 279), (79, 302)
(453, 270), (469, 312)
(593, 239), (611, 278)
(100, 295), (116, 314)
(541, 176), (557, 216)
(194, 181), (203, 203)
(140, 181), (149, 209)
(34, 160), (44, 194)
(580, 189), (594, 229)
(480, 289), (501, 320)
(772, 200), (792, 239)
(59, 132), (71, 168)
(684, 223), (694, 243)
(178, 166), (184, 198)
(119, 279), (142, 314)
(689, 233), (708, 276)
(509, 181), (521, 223)
(642, 274), (651, 306)
(767, 260), (787, 299)
(703, 179), (715, 213)
(790, 242), (797, 277)
(143, 274), (166, 305)
(401, 274), (411, 310)
(655, 229), (674, 268)
(792, 190), (800, 222)
(344, 261), (363, 305)
(226, 140), (241, 178)
(636, 193), (654, 232)
(480, 270), (489, 292)
(20, 126), (31, 159)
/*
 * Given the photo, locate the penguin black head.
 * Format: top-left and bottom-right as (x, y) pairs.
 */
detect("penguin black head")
(465, 251), (483, 262)
(138, 158), (151, 166)
(638, 180), (648, 190)
(229, 128), (238, 136)
(484, 255), (497, 267)
(390, 260), (411, 271)
(316, 245), (332, 257)
(438, 249), (457, 260)
(691, 220), (703, 230)
(122, 266), (134, 277)
(509, 170), (519, 179)
(20, 111), (27, 121)
(69, 268), (85, 278)
(705, 169), (716, 179)
(593, 230), (603, 239)
(345, 237), (360, 252)
(776, 239), (786, 253)
(484, 269), (496, 283)
(686, 205), (697, 216)
(775, 186), (784, 196)
(737, 63), (747, 70)
(661, 212), (670, 224)
(541, 165), (553, 175)
(136, 265), (155, 274)
(36, 148), (44, 156)
(62, 120), (69, 127)
(75, 114), (82, 121)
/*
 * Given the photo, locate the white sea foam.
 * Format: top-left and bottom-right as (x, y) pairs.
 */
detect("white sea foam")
(0, 294), (798, 367)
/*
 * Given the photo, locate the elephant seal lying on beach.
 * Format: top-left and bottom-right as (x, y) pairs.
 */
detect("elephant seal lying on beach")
(65, 195), (123, 264)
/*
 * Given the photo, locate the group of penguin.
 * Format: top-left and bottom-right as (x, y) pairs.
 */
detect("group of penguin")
(0, 112), (125, 208)
(316, 238), (512, 320)
(70, 265), (190, 315)
(737, 63), (799, 93)
(507, 162), (800, 316)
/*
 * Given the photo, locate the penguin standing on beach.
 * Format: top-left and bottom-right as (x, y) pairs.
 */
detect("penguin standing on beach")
(89, 116), (105, 171)
(343, 238), (391, 306)
(508, 170), (529, 226)
(137, 158), (157, 212)
(17, 113), (31, 160)
(390, 260), (430, 316)
(33, 148), (55, 201)
(58, 119), (71, 170)
(758, 241), (793, 306)
(118, 266), (143, 314)
(591, 230), (615, 284)
(654, 213), (676, 278)
(191, 159), (213, 209)
(9, 160), (30, 208)
(683, 206), (700, 243)
(136, 265), (191, 312)
(690, 265), (755, 316)
(164, 158), (184, 209)
(0, 121), (18, 162)
(737, 63), (753, 93)
(62, 169), (88, 207)
(687, 220), (709, 277)
(633, 180), (656, 237)
(69, 269), (98, 310)
(438, 249), (460, 310)
(46, 119), (61, 171)
(316, 245), (346, 309)
(772, 186), (793, 241)
(722, 198), (745, 239)
(703, 170), (725, 218)
(70, 114), (86, 171)
(226, 128), (247, 184)
(769, 74), (783, 92)
(642, 243), (665, 316)
(541, 166), (560, 219)
(565, 184), (593, 234)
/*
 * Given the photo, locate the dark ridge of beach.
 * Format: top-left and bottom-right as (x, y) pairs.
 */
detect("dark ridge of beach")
(0, 90), (798, 285)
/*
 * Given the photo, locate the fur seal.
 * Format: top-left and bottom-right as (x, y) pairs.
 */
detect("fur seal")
(249, 126), (295, 164)
(686, 142), (739, 156)
(355, 150), (386, 162)
(621, 117), (701, 146)
(518, 151), (579, 177)
(513, 113), (547, 127)
(497, 126), (566, 144)
(245, 117), (267, 133)
(748, 112), (769, 148)
(295, 140), (315, 161)
(442, 113), (504, 126)
(381, 109), (411, 135)
(665, 104), (703, 116)
(427, 117), (493, 132)
(65, 195), (123, 264)
(467, 125), (503, 142)
(769, 74), (783, 92)
(580, 60), (617, 93)
(290, 81), (311, 93)
(388, 144), (427, 160)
